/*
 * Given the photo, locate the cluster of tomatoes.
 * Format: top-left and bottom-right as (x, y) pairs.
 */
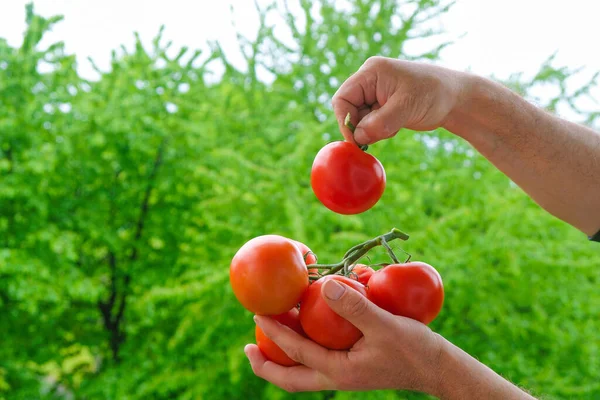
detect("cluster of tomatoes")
(230, 113), (443, 365)
(230, 234), (444, 366)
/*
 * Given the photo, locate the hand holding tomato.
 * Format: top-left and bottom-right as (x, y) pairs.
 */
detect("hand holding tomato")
(244, 279), (446, 394)
(332, 56), (463, 145)
(232, 230), (446, 389)
(299, 275), (367, 350)
(244, 279), (536, 400)
(255, 308), (304, 367)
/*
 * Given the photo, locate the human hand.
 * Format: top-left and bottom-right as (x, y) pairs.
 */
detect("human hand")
(244, 278), (445, 394)
(332, 56), (467, 145)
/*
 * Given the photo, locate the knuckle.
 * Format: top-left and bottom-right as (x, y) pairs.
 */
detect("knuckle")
(364, 56), (385, 68)
(331, 94), (343, 110)
(376, 118), (395, 137)
(264, 329), (280, 343)
(282, 383), (298, 393)
(343, 294), (369, 318)
(285, 346), (305, 364)
(281, 376), (300, 393)
(250, 362), (263, 377)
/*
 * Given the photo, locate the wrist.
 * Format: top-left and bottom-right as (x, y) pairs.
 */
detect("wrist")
(410, 333), (452, 398)
(428, 338), (537, 400)
(442, 71), (487, 140)
(426, 335), (455, 399)
(441, 71), (542, 158)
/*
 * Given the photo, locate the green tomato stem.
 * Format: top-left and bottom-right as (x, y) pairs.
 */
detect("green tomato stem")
(307, 228), (410, 279)
(381, 238), (400, 264)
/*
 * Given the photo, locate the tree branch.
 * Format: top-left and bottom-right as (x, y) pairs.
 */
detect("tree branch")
(130, 137), (166, 261)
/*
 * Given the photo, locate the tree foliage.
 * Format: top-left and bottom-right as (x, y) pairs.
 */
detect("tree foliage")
(1, 1), (599, 399)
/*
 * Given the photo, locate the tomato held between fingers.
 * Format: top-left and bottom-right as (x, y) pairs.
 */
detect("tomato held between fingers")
(350, 264), (375, 286)
(367, 262), (444, 325)
(255, 308), (304, 366)
(299, 275), (367, 350)
(311, 141), (386, 215)
(230, 235), (308, 315)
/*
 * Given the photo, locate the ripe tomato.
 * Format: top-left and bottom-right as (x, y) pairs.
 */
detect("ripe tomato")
(299, 275), (367, 350)
(292, 240), (317, 266)
(367, 262), (443, 324)
(255, 308), (304, 367)
(311, 141), (386, 215)
(292, 240), (319, 278)
(230, 235), (308, 315)
(350, 264), (375, 286)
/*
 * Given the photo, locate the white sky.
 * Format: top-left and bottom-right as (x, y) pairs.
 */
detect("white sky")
(1, 0), (599, 117)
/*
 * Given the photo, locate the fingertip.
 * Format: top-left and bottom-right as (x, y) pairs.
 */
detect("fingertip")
(254, 315), (267, 328)
(353, 127), (371, 146)
(245, 344), (266, 372)
(244, 344), (255, 356)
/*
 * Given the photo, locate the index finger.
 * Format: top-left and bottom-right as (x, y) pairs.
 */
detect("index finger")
(331, 96), (359, 143)
(331, 71), (374, 142)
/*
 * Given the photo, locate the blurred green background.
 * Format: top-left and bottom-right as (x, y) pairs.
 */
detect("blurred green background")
(1, 1), (599, 399)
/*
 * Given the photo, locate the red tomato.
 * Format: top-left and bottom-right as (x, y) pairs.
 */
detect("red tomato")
(311, 141), (386, 215)
(292, 240), (317, 265)
(255, 308), (304, 366)
(230, 235), (308, 315)
(367, 262), (443, 324)
(350, 264), (375, 285)
(299, 275), (367, 350)
(292, 240), (319, 278)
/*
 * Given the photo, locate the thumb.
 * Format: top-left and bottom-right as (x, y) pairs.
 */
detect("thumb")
(321, 279), (387, 335)
(354, 95), (406, 145)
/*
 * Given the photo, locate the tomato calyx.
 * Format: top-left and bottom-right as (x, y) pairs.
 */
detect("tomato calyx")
(307, 227), (411, 281)
(344, 112), (369, 151)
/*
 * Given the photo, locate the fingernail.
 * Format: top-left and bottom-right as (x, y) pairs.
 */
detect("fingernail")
(253, 315), (261, 327)
(244, 344), (251, 356)
(324, 280), (346, 300)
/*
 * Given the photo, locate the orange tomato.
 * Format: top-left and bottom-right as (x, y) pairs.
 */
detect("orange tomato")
(230, 235), (308, 315)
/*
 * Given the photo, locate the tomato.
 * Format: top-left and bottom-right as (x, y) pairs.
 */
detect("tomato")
(255, 308), (304, 366)
(350, 264), (375, 285)
(292, 240), (320, 278)
(230, 235), (308, 315)
(311, 141), (386, 215)
(292, 240), (317, 266)
(299, 275), (367, 350)
(367, 262), (443, 325)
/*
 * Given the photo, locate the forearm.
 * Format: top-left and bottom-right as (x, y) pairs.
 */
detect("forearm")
(432, 339), (536, 400)
(444, 73), (600, 235)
